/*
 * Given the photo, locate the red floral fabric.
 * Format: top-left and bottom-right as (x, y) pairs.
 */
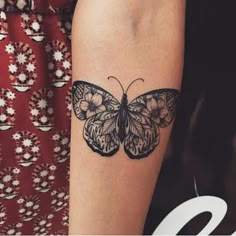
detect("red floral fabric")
(0, 0), (74, 234)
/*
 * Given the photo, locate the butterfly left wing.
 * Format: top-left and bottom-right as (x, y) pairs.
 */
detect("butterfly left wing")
(72, 80), (121, 156)
(83, 111), (120, 156)
(72, 80), (120, 120)
(124, 89), (179, 159)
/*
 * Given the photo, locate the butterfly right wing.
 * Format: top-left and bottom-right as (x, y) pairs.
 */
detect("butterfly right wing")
(124, 88), (179, 159)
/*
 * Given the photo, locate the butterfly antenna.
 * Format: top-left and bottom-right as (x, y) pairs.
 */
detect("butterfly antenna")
(126, 78), (144, 94)
(107, 76), (125, 94)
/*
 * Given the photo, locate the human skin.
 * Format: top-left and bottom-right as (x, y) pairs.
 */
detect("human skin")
(69, 0), (186, 234)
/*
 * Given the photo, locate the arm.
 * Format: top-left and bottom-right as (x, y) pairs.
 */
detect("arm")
(69, 0), (186, 234)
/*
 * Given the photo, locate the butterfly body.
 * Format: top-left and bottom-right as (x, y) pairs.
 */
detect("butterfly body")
(117, 93), (129, 143)
(72, 78), (179, 159)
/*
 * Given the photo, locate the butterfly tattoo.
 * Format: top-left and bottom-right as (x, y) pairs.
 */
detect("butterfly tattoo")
(72, 76), (179, 159)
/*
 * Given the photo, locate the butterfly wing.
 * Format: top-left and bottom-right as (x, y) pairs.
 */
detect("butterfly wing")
(72, 80), (120, 120)
(124, 113), (160, 159)
(124, 89), (179, 159)
(72, 81), (121, 156)
(83, 111), (120, 156)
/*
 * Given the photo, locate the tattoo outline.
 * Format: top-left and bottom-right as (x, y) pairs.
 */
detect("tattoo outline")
(72, 76), (179, 159)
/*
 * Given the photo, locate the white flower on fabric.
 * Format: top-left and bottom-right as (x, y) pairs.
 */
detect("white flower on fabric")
(0, 183), (4, 189)
(6, 91), (16, 100)
(55, 69), (63, 78)
(12, 180), (20, 186)
(57, 192), (65, 198)
(7, 107), (15, 115)
(53, 51), (63, 61)
(33, 178), (41, 183)
(67, 103), (72, 111)
(0, 1), (5, 9)
(18, 73), (27, 82)
(48, 62), (54, 70)
(23, 153), (31, 160)
(17, 0), (27, 10)
(48, 214), (53, 219)
(23, 139), (32, 147)
(52, 134), (60, 141)
(38, 15), (42, 21)
(0, 98), (6, 107)
(0, 11), (6, 20)
(16, 222), (23, 227)
(48, 176), (55, 180)
(13, 168), (21, 174)
(28, 79), (34, 85)
(63, 60), (71, 69)
(0, 212), (6, 217)
(21, 13), (30, 21)
(33, 226), (39, 231)
(25, 201), (34, 207)
(5, 44), (15, 54)
(41, 181), (48, 187)
(26, 211), (33, 216)
(61, 137), (69, 145)
(26, 63), (35, 72)
(8, 64), (17, 73)
(40, 116), (48, 124)
(54, 146), (60, 153)
(47, 91), (53, 98)
(31, 21), (40, 31)
(33, 121), (39, 126)
(15, 147), (23, 154)
(7, 229), (15, 235)
(25, 29), (32, 35)
(37, 99), (47, 109)
(47, 108), (53, 114)
(49, 165), (56, 171)
(5, 187), (13, 193)
(30, 108), (39, 116)
(51, 199), (57, 204)
(61, 150), (67, 156)
(0, 114), (7, 122)
(33, 204), (39, 209)
(3, 175), (12, 182)
(64, 75), (70, 81)
(45, 44), (52, 52)
(40, 170), (48, 177)
(62, 215), (68, 221)
(31, 146), (39, 153)
(19, 208), (25, 213)
(13, 133), (21, 140)
(17, 53), (27, 64)
(39, 219), (46, 226)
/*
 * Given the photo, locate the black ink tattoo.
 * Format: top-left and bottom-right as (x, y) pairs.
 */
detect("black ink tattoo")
(72, 76), (179, 159)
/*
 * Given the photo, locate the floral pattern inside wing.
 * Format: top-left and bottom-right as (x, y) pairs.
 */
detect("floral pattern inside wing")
(142, 96), (169, 126)
(80, 93), (106, 118)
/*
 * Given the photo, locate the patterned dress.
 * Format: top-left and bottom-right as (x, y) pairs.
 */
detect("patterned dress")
(0, 0), (74, 234)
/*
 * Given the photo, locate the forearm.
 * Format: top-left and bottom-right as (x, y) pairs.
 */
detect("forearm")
(69, 0), (186, 234)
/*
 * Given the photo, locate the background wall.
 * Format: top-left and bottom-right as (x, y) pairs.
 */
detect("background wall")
(144, 0), (236, 234)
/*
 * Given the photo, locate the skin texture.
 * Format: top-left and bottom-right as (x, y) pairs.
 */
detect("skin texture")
(69, 0), (186, 234)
